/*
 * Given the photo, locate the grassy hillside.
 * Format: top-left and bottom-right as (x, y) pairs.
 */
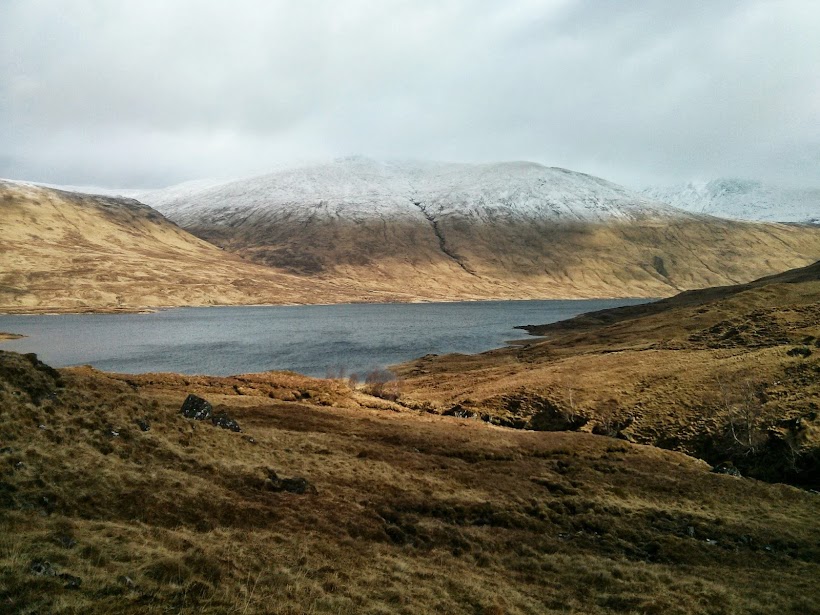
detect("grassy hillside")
(182, 210), (820, 301)
(4, 177), (820, 311)
(1, 351), (818, 614)
(395, 261), (820, 487)
(0, 181), (400, 313)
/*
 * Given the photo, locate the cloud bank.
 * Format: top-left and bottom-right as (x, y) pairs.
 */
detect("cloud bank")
(1, 0), (818, 187)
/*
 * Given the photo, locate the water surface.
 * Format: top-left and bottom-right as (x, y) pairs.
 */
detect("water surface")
(0, 299), (647, 377)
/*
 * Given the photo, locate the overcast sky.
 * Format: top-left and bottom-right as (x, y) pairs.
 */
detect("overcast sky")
(1, 0), (819, 188)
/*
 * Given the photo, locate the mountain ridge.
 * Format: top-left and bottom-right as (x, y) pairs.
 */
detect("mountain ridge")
(138, 158), (820, 300)
(4, 160), (820, 311)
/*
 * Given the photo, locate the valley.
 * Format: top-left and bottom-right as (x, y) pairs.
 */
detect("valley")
(2, 162), (818, 614)
(4, 159), (820, 313)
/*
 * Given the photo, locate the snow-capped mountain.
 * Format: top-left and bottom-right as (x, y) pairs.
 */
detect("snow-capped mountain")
(641, 179), (820, 224)
(143, 157), (682, 226)
(130, 158), (820, 300)
(8, 159), (819, 300)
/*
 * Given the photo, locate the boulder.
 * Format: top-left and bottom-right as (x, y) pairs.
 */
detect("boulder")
(211, 413), (241, 432)
(59, 573), (82, 589)
(29, 559), (57, 576)
(180, 394), (212, 420)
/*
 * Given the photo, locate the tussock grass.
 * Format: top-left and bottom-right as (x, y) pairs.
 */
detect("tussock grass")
(0, 350), (818, 613)
(396, 263), (820, 487)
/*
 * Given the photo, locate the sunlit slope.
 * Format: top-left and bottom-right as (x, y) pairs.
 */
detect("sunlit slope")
(144, 158), (820, 299)
(0, 181), (380, 311)
(396, 260), (820, 487)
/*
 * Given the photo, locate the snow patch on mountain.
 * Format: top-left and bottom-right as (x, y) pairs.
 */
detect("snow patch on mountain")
(139, 157), (684, 226)
(0, 178), (145, 200)
(641, 179), (820, 224)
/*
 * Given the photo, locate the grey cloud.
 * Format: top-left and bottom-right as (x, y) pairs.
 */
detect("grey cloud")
(1, 0), (818, 188)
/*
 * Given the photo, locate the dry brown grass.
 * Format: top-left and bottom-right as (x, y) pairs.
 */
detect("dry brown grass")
(188, 197), (820, 301)
(0, 181), (407, 313)
(4, 181), (820, 313)
(0, 350), (818, 614)
(395, 261), (820, 487)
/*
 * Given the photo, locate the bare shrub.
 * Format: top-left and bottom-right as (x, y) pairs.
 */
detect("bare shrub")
(363, 369), (401, 402)
(716, 378), (767, 456)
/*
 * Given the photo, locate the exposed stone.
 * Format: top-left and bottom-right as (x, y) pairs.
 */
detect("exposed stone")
(180, 394), (212, 420)
(211, 412), (241, 432)
(29, 559), (57, 576)
(54, 534), (77, 549)
(711, 461), (742, 477)
(59, 573), (82, 589)
(135, 418), (150, 432)
(264, 469), (317, 494)
(786, 346), (812, 358)
(443, 404), (477, 419)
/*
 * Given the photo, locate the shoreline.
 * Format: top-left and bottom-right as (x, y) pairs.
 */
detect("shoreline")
(0, 295), (655, 317)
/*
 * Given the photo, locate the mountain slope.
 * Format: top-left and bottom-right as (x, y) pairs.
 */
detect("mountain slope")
(2, 349), (818, 613)
(0, 181), (389, 312)
(396, 260), (820, 487)
(142, 158), (820, 299)
(641, 178), (820, 224)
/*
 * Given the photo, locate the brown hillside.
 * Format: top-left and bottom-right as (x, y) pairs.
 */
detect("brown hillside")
(149, 159), (820, 301)
(1, 350), (818, 613)
(0, 181), (404, 312)
(184, 212), (820, 300)
(395, 261), (820, 487)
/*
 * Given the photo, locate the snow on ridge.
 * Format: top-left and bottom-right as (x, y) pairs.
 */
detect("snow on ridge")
(0, 177), (147, 200)
(139, 157), (683, 225)
(641, 179), (820, 224)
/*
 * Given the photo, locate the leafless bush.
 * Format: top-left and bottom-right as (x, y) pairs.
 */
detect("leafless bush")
(363, 369), (401, 402)
(716, 378), (767, 456)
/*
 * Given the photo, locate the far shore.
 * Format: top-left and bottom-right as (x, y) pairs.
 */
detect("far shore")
(0, 294), (654, 317)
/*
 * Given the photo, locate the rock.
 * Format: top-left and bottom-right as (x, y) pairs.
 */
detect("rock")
(243, 436), (257, 444)
(59, 573), (82, 589)
(264, 470), (317, 494)
(711, 461), (742, 477)
(180, 394), (212, 420)
(443, 404), (477, 419)
(786, 346), (812, 358)
(135, 418), (150, 432)
(29, 559), (57, 576)
(211, 412), (241, 432)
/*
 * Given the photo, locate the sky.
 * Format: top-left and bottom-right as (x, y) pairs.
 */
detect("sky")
(1, 0), (819, 189)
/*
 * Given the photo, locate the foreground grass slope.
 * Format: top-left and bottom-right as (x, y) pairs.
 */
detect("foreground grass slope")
(396, 261), (820, 487)
(1, 351), (818, 614)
